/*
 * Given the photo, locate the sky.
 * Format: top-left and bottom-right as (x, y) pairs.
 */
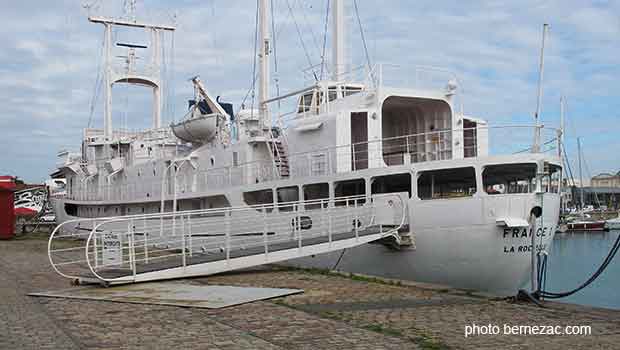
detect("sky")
(0, 0), (618, 183)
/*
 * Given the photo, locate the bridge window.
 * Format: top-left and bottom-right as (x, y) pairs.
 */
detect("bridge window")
(328, 86), (338, 101)
(418, 167), (476, 200)
(343, 86), (362, 96)
(298, 92), (314, 113)
(483, 163), (536, 195)
(372, 173), (412, 198)
(303, 183), (329, 210)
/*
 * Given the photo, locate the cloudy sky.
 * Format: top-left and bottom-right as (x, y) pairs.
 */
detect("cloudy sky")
(1, 0), (618, 182)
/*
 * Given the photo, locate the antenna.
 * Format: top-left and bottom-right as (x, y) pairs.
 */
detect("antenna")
(533, 23), (549, 153)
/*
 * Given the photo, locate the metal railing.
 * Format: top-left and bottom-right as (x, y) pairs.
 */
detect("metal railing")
(48, 194), (405, 284)
(66, 125), (559, 202)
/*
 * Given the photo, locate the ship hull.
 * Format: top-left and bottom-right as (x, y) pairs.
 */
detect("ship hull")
(51, 192), (560, 295)
(287, 193), (560, 295)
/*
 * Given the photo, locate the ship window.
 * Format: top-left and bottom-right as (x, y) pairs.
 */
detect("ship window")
(277, 186), (299, 212)
(243, 189), (274, 212)
(210, 157), (215, 166)
(371, 173), (412, 198)
(483, 163), (536, 195)
(328, 87), (338, 101)
(344, 86), (362, 96)
(303, 183), (329, 210)
(418, 167), (477, 200)
(298, 92), (314, 113)
(334, 178), (366, 206)
(542, 163), (561, 194)
(311, 153), (327, 176)
(65, 204), (77, 216)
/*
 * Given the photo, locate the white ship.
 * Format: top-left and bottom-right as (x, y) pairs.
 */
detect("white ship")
(49, 1), (563, 294)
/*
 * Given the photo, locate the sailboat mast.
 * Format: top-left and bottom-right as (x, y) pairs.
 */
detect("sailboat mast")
(332, 0), (345, 81)
(559, 97), (565, 159)
(258, 0), (271, 128)
(533, 23), (549, 153)
(577, 137), (584, 209)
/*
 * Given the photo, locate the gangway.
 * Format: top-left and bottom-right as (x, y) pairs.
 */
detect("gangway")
(48, 194), (407, 286)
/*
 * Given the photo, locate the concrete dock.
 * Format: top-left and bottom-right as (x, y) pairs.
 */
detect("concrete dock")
(1, 234), (619, 349)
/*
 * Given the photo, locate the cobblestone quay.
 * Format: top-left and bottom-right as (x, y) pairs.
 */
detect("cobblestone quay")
(2, 235), (619, 349)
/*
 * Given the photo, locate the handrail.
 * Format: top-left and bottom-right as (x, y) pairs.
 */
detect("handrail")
(66, 124), (561, 202)
(80, 193), (405, 283)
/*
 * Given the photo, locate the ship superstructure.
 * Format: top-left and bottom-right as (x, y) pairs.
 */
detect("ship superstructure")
(49, 1), (563, 294)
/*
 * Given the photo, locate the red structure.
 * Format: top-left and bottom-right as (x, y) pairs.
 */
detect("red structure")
(0, 176), (16, 239)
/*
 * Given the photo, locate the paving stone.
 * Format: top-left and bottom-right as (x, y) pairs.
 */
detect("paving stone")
(2, 237), (619, 350)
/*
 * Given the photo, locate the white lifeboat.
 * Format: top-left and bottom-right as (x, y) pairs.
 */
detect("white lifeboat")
(171, 110), (222, 143)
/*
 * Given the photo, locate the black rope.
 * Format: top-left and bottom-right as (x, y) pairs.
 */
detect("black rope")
(319, 0), (330, 80)
(353, 0), (373, 81)
(519, 231), (620, 305)
(537, 232), (620, 299)
(250, 0), (260, 113)
(286, 0), (318, 81)
(331, 248), (346, 270)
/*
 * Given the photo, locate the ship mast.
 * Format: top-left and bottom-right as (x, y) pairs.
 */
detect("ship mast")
(331, 0), (345, 81)
(532, 23), (549, 153)
(258, 0), (271, 128)
(91, 7), (175, 140)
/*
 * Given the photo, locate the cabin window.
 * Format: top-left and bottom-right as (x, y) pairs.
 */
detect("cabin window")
(543, 163), (562, 193)
(463, 119), (478, 158)
(418, 167), (476, 200)
(298, 92), (314, 113)
(243, 189), (274, 212)
(277, 186), (299, 212)
(371, 173), (412, 198)
(328, 87), (338, 101)
(344, 86), (362, 96)
(210, 157), (215, 166)
(311, 153), (327, 176)
(334, 178), (366, 206)
(65, 203), (77, 216)
(304, 183), (329, 210)
(483, 163), (536, 195)
(232, 152), (239, 167)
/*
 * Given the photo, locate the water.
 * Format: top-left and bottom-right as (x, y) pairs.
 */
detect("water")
(544, 230), (620, 310)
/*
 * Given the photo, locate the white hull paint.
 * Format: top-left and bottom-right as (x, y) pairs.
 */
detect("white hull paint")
(606, 218), (620, 230)
(51, 192), (560, 295)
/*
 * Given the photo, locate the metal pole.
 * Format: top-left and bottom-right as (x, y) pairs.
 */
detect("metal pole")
(103, 23), (113, 139)
(578, 137), (584, 210)
(332, 0), (345, 80)
(258, 0), (270, 129)
(533, 24), (549, 153)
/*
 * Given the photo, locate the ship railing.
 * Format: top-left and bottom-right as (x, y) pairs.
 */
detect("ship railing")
(68, 125), (560, 202)
(372, 63), (461, 94)
(48, 193), (405, 284)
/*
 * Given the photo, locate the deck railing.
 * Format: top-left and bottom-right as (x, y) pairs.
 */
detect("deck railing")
(66, 125), (560, 203)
